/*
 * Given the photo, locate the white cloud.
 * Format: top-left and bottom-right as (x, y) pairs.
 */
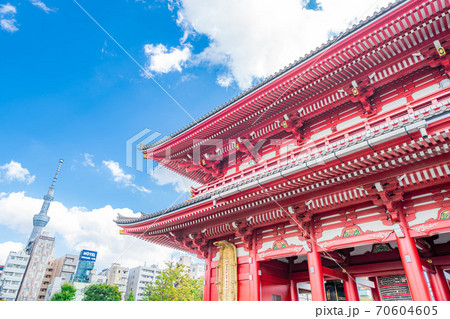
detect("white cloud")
(0, 241), (24, 265)
(0, 192), (174, 269)
(82, 153), (95, 167)
(0, 3), (15, 15)
(101, 40), (116, 57)
(216, 73), (233, 88)
(29, 0), (54, 13)
(0, 18), (17, 32)
(102, 160), (151, 194)
(0, 3), (18, 32)
(151, 166), (198, 193)
(143, 43), (192, 75)
(0, 161), (35, 184)
(168, 0), (393, 89)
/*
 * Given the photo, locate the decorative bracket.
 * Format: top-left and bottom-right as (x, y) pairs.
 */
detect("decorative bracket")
(365, 180), (404, 224)
(348, 79), (375, 115)
(232, 220), (253, 251)
(280, 113), (304, 144)
(174, 233), (209, 259)
(290, 205), (312, 240)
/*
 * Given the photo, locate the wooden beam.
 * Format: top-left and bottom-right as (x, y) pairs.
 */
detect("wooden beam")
(260, 274), (290, 285)
(322, 266), (348, 281)
(346, 261), (404, 275)
(421, 258), (436, 274)
(431, 255), (450, 267)
(288, 271), (310, 282)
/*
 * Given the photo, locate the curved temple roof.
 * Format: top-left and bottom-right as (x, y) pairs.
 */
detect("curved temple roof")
(117, 98), (450, 225)
(118, 0), (450, 226)
(141, 0), (407, 152)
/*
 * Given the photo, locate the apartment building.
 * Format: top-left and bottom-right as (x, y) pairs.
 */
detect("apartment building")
(125, 265), (161, 301)
(100, 263), (129, 299)
(0, 250), (30, 301)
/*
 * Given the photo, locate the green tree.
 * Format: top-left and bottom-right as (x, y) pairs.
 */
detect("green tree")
(126, 290), (135, 301)
(83, 284), (122, 301)
(51, 283), (77, 301)
(142, 261), (203, 301)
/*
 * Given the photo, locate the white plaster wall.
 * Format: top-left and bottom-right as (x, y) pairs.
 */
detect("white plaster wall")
(258, 240), (275, 253)
(257, 236), (306, 253)
(358, 220), (391, 233)
(317, 219), (391, 243)
(411, 83), (440, 100)
(379, 97), (407, 114)
(239, 161), (254, 170)
(294, 256), (307, 264)
(336, 116), (362, 131)
(236, 247), (247, 257)
(435, 232), (450, 244)
(212, 250), (220, 262)
(408, 207), (439, 226)
(284, 236), (305, 246)
(280, 143), (297, 154)
(350, 245), (373, 256)
(261, 151), (276, 161)
(410, 193), (433, 200)
(317, 227), (344, 243)
(225, 167), (236, 176)
(310, 128), (333, 141)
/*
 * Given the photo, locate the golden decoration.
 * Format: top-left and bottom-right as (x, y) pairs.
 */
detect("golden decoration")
(214, 240), (238, 301)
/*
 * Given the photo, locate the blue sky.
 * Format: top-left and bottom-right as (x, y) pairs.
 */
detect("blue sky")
(0, 0), (393, 269)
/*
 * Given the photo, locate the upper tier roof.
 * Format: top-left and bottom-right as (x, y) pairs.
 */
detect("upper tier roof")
(142, 0), (406, 153)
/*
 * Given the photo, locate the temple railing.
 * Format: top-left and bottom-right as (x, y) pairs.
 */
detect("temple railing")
(193, 87), (450, 197)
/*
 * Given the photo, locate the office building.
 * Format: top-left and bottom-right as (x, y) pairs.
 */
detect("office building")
(17, 234), (55, 301)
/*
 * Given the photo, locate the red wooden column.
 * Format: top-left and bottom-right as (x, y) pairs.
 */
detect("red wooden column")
(343, 278), (360, 301)
(250, 235), (261, 301)
(428, 266), (450, 301)
(369, 277), (381, 301)
(306, 222), (326, 301)
(395, 207), (431, 301)
(288, 257), (298, 301)
(290, 280), (299, 301)
(203, 246), (212, 301)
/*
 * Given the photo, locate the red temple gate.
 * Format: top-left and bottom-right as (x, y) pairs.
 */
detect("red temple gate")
(116, 0), (450, 301)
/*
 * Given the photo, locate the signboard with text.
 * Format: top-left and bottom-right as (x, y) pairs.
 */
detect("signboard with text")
(378, 275), (412, 301)
(79, 250), (97, 262)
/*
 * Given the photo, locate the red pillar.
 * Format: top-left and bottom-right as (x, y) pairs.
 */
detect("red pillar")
(343, 278), (360, 301)
(369, 277), (381, 301)
(288, 257), (298, 301)
(306, 223), (326, 301)
(429, 266), (450, 301)
(203, 246), (212, 301)
(290, 280), (299, 301)
(395, 207), (431, 301)
(250, 235), (261, 301)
